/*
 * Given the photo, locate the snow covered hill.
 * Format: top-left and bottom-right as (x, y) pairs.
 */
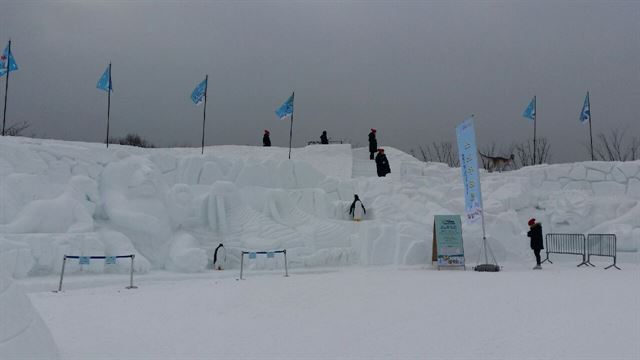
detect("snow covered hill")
(0, 136), (638, 279)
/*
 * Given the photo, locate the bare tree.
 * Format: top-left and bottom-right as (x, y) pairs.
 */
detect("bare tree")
(515, 137), (551, 167)
(109, 133), (155, 148)
(591, 129), (640, 161)
(4, 121), (31, 136)
(412, 141), (459, 167)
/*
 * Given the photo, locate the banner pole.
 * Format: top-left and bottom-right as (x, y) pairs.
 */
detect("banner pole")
(2, 40), (12, 136)
(479, 170), (488, 265)
(57, 255), (67, 292)
(588, 92), (594, 161)
(105, 62), (111, 147)
(126, 254), (137, 289)
(288, 92), (294, 159)
(201, 75), (208, 155)
(533, 95), (537, 165)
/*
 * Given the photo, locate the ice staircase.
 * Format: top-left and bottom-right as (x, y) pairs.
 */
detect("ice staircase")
(351, 148), (377, 178)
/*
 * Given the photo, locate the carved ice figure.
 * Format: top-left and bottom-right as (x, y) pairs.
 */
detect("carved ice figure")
(207, 181), (239, 235)
(206, 181), (307, 255)
(0, 175), (98, 234)
(101, 152), (206, 270)
(98, 230), (151, 273)
(541, 190), (593, 229)
(165, 232), (208, 272)
(586, 201), (640, 251)
(167, 183), (204, 229)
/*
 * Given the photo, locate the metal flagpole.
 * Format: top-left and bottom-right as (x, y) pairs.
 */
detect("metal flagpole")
(472, 115), (498, 270)
(587, 91), (594, 161)
(533, 95), (537, 165)
(201, 75), (208, 155)
(288, 91), (294, 159)
(105, 62), (111, 147)
(2, 40), (12, 136)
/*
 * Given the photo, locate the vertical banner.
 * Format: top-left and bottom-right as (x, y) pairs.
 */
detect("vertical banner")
(456, 117), (483, 223)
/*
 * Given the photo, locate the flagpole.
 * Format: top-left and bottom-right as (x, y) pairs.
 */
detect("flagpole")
(201, 74), (208, 155)
(533, 95), (537, 165)
(288, 91), (294, 159)
(2, 39), (12, 136)
(105, 62), (111, 147)
(587, 91), (594, 161)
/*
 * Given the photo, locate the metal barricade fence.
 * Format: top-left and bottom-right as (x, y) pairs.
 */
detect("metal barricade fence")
(239, 250), (288, 280)
(542, 234), (588, 267)
(55, 254), (137, 292)
(586, 234), (621, 270)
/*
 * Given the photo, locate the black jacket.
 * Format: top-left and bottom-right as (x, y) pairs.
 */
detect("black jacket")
(368, 132), (377, 153)
(320, 133), (329, 144)
(375, 153), (391, 177)
(263, 134), (271, 147)
(527, 223), (544, 250)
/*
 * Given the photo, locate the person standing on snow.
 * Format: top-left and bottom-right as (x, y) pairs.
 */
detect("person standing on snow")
(263, 130), (271, 147)
(368, 128), (377, 160)
(375, 148), (391, 177)
(527, 218), (544, 269)
(349, 194), (366, 221)
(320, 130), (329, 144)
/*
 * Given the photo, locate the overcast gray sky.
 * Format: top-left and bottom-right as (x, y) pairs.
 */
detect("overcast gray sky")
(1, 1), (638, 163)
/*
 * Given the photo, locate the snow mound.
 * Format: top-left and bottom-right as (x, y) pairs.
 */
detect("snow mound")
(0, 276), (59, 359)
(0, 136), (638, 278)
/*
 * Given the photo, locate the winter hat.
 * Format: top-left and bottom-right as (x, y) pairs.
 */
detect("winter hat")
(371, 128), (377, 132)
(377, 148), (384, 152)
(264, 130), (270, 134)
(528, 218), (536, 226)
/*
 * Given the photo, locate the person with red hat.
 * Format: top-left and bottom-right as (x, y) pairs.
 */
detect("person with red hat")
(263, 130), (271, 147)
(368, 128), (377, 160)
(375, 148), (391, 177)
(527, 218), (544, 269)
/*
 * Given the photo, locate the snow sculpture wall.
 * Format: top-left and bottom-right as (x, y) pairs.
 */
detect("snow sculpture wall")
(0, 136), (637, 279)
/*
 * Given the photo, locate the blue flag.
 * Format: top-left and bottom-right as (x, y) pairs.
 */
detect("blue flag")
(522, 96), (535, 121)
(0, 42), (18, 77)
(191, 77), (207, 105)
(580, 92), (590, 124)
(275, 93), (294, 120)
(97, 64), (112, 92)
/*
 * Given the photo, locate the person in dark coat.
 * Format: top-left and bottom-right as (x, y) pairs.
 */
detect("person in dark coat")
(263, 130), (271, 147)
(375, 148), (391, 177)
(527, 218), (544, 269)
(320, 130), (329, 144)
(348, 194), (366, 221)
(368, 128), (377, 160)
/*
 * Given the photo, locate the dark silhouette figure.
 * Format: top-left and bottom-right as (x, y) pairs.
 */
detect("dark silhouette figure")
(213, 244), (225, 270)
(368, 129), (377, 160)
(263, 130), (271, 147)
(527, 218), (544, 269)
(320, 131), (329, 144)
(375, 148), (391, 177)
(349, 194), (366, 221)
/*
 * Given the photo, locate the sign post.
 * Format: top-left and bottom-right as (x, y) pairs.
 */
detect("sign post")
(432, 215), (465, 270)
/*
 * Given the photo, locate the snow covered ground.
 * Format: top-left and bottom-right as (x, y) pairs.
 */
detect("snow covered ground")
(27, 261), (640, 359)
(1, 136), (639, 359)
